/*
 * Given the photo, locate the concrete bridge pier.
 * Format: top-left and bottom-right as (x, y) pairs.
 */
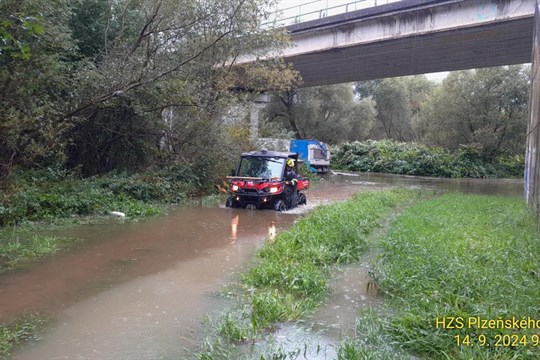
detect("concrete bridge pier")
(526, 1), (540, 219)
(249, 94), (269, 139)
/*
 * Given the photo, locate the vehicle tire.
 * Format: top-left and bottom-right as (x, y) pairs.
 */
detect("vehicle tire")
(225, 197), (237, 208)
(298, 193), (307, 206)
(273, 199), (287, 212)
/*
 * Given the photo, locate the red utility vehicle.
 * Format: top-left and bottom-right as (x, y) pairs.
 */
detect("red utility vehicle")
(225, 149), (309, 211)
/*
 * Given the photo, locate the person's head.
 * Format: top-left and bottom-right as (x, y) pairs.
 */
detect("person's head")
(286, 158), (295, 169)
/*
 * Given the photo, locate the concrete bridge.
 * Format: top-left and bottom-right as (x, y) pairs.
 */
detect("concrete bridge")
(246, 0), (540, 218)
(270, 0), (536, 87)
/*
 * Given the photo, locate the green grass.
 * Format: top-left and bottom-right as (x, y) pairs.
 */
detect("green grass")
(337, 308), (417, 360)
(242, 189), (421, 331)
(0, 314), (46, 359)
(0, 234), (78, 272)
(356, 193), (540, 359)
(194, 189), (423, 359)
(0, 167), (206, 227)
(217, 314), (251, 343)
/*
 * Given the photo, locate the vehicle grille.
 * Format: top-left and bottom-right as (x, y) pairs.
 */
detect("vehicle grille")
(240, 189), (259, 194)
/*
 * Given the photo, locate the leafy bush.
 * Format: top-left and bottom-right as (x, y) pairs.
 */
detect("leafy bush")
(0, 166), (209, 226)
(331, 140), (524, 178)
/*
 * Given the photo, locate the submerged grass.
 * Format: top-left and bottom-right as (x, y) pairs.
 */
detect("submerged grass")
(338, 308), (414, 360)
(347, 193), (540, 359)
(0, 234), (79, 272)
(0, 192), (224, 274)
(0, 313), (46, 359)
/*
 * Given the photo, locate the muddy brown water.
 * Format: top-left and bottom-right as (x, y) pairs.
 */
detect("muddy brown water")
(4, 172), (523, 359)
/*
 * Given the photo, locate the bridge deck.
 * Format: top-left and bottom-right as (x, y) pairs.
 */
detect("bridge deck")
(269, 0), (535, 86)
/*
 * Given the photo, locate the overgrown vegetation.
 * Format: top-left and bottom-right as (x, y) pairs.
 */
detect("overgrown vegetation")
(263, 67), (528, 166)
(332, 140), (524, 178)
(0, 165), (216, 271)
(0, 0), (298, 180)
(341, 194), (540, 359)
(0, 313), (46, 359)
(195, 189), (422, 358)
(0, 166), (210, 227)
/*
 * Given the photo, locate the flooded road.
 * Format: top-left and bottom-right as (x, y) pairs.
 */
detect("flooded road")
(7, 209), (297, 359)
(5, 172), (523, 359)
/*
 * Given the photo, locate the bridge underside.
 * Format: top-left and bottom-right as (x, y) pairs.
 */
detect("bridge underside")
(254, 0), (540, 218)
(286, 18), (533, 87)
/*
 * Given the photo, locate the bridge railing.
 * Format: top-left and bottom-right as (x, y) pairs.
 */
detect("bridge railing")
(262, 0), (402, 28)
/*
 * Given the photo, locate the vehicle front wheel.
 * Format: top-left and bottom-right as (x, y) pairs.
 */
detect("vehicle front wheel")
(273, 199), (287, 212)
(298, 193), (307, 206)
(225, 197), (238, 208)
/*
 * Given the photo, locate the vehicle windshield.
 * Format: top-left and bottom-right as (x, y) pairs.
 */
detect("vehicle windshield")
(237, 156), (285, 179)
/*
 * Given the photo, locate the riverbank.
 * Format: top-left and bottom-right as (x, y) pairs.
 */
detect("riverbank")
(195, 188), (425, 359)
(0, 167), (207, 227)
(342, 193), (540, 359)
(0, 169), (220, 357)
(0, 167), (222, 272)
(195, 190), (540, 359)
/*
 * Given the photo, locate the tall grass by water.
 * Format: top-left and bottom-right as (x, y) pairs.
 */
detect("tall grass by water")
(341, 194), (540, 359)
(196, 189), (422, 359)
(0, 314), (45, 359)
(242, 189), (420, 332)
(0, 166), (207, 227)
(0, 234), (78, 272)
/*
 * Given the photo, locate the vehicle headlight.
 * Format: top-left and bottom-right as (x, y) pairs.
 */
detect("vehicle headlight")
(232, 184), (239, 192)
(269, 186), (279, 193)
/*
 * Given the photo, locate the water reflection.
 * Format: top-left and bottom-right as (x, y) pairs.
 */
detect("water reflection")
(268, 222), (277, 240)
(327, 171), (523, 197)
(9, 207), (298, 360)
(230, 214), (239, 242)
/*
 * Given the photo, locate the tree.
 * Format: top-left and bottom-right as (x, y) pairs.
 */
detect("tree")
(69, 0), (112, 61)
(262, 83), (376, 144)
(64, 0), (298, 175)
(0, 0), (79, 177)
(0, 0), (298, 178)
(355, 76), (434, 142)
(414, 66), (529, 160)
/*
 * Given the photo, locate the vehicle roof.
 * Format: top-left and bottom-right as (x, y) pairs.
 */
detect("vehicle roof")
(241, 149), (297, 159)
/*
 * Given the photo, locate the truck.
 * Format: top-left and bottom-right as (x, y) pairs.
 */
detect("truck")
(289, 139), (330, 174)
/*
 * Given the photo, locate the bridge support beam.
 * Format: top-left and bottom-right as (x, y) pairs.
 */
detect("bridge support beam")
(249, 94), (269, 140)
(526, 1), (540, 220)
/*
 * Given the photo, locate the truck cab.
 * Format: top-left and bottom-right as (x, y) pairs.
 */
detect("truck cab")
(289, 139), (330, 173)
